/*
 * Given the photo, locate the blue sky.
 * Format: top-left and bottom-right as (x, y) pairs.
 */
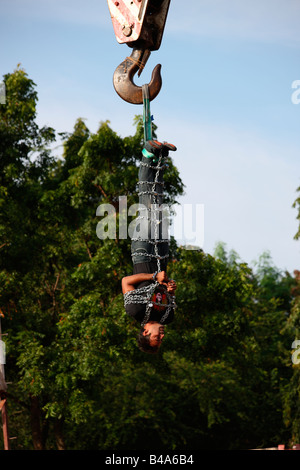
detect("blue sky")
(1, 0), (300, 273)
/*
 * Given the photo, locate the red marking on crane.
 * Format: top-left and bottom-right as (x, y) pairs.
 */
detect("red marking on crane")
(108, 0), (145, 43)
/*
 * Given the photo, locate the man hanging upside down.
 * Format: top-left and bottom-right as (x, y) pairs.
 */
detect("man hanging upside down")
(122, 140), (177, 353)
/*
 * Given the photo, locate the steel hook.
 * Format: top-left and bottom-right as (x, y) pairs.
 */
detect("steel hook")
(113, 48), (162, 105)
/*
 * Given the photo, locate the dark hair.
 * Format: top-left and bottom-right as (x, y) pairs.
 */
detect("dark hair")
(137, 328), (159, 354)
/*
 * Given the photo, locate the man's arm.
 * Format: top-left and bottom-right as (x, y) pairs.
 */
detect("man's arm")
(122, 271), (168, 294)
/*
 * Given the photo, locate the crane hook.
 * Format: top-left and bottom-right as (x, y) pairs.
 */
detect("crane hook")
(113, 48), (162, 105)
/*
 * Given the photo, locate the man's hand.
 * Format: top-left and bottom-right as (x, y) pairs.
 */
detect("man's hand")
(155, 272), (177, 294)
(167, 280), (177, 295)
(156, 271), (168, 284)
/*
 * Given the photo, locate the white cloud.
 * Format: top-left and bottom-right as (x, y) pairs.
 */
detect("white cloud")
(2, 0), (110, 27)
(155, 114), (300, 272)
(168, 0), (300, 46)
(4, 0), (300, 46)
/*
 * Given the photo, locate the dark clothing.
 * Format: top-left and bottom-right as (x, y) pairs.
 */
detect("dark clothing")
(124, 261), (175, 324)
(131, 155), (169, 267)
(124, 150), (175, 326)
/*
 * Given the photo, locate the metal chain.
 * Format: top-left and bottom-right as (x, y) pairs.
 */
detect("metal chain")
(125, 148), (177, 325)
(124, 282), (176, 326)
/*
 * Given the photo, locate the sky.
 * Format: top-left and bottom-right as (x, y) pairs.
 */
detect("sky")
(1, 0), (300, 274)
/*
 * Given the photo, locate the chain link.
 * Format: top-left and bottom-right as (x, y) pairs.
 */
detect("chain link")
(125, 148), (176, 325)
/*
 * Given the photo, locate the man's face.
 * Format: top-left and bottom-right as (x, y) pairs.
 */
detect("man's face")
(143, 322), (165, 347)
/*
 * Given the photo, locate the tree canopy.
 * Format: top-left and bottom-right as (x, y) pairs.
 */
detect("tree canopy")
(0, 67), (299, 450)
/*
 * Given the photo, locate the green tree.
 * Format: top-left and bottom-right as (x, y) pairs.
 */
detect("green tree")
(293, 185), (300, 240)
(0, 66), (68, 449)
(282, 189), (300, 445)
(0, 67), (185, 449)
(0, 67), (296, 451)
(253, 250), (296, 313)
(281, 270), (300, 445)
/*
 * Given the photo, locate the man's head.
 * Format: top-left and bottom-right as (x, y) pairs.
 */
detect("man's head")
(137, 322), (165, 354)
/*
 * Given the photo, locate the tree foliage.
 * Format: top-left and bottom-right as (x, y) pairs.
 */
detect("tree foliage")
(0, 67), (299, 450)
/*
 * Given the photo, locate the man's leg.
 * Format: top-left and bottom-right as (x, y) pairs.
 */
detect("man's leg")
(131, 140), (176, 269)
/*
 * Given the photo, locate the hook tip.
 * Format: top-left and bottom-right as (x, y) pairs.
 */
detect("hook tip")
(113, 56), (162, 104)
